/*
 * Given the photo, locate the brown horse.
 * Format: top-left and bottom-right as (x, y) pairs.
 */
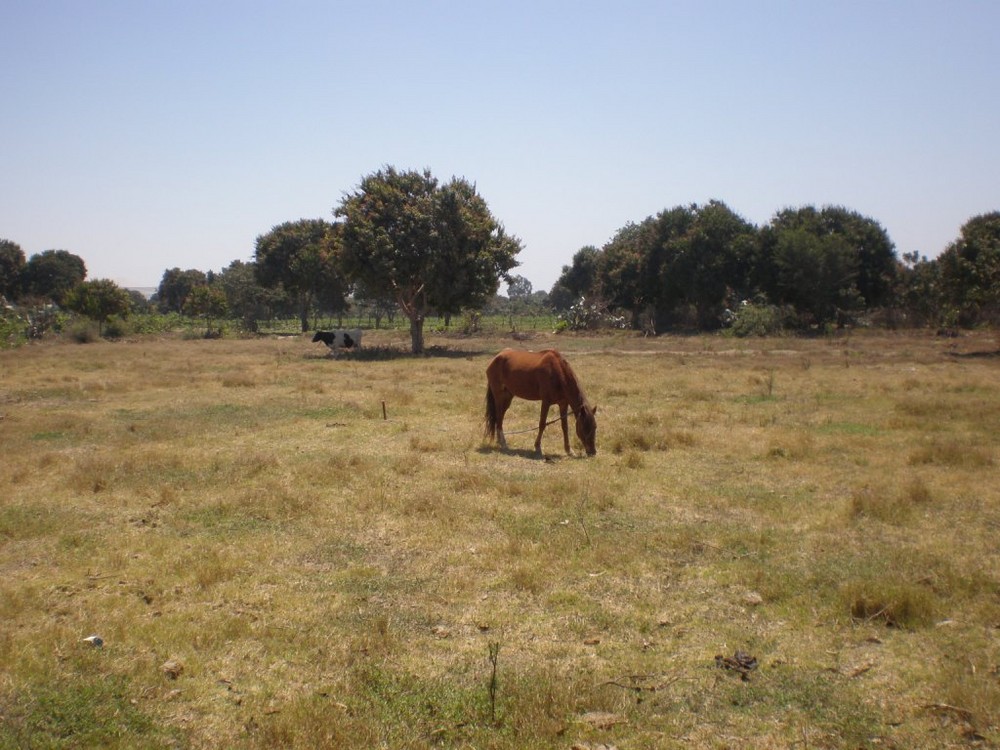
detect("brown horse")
(484, 348), (597, 456)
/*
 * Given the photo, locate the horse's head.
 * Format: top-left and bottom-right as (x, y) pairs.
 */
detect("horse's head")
(576, 404), (598, 456)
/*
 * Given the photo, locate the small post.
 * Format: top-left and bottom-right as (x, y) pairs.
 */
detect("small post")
(488, 641), (500, 724)
(382, 401), (387, 420)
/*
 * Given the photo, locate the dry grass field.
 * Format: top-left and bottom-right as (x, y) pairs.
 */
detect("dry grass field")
(1, 329), (998, 749)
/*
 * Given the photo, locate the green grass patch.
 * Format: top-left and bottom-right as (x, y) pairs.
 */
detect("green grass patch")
(0, 674), (179, 750)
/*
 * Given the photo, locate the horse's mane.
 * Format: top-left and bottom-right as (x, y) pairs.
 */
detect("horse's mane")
(548, 350), (591, 413)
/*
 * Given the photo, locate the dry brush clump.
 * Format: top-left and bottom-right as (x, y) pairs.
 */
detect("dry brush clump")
(846, 477), (935, 524)
(0, 330), (998, 748)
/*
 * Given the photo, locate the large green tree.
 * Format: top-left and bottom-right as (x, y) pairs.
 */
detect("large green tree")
(0, 240), (26, 301)
(217, 260), (286, 332)
(645, 206), (696, 324)
(768, 227), (861, 325)
(596, 224), (654, 327)
(184, 285), (229, 336)
(22, 249), (87, 303)
(757, 206), (896, 326)
(506, 275), (533, 300)
(156, 268), (208, 313)
(64, 279), (131, 335)
(937, 211), (1000, 326)
(654, 201), (756, 329)
(896, 251), (942, 327)
(254, 219), (345, 332)
(596, 202), (756, 330)
(549, 245), (601, 311)
(336, 167), (521, 353)
(814, 206), (898, 308)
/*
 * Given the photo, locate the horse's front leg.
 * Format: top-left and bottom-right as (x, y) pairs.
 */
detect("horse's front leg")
(559, 405), (571, 454)
(535, 401), (550, 455)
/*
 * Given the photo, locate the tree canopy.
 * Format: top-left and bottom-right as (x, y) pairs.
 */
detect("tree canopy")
(156, 268), (208, 313)
(0, 240), (26, 300)
(648, 201), (757, 329)
(506, 275), (533, 300)
(254, 219), (345, 332)
(549, 246), (600, 311)
(552, 201), (901, 331)
(217, 259), (289, 332)
(63, 279), (131, 334)
(757, 206), (896, 325)
(937, 211), (1000, 326)
(22, 249), (87, 303)
(3, 181), (996, 342)
(183, 284), (229, 336)
(336, 167), (521, 353)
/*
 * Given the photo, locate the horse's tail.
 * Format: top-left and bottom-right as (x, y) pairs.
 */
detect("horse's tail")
(484, 387), (498, 441)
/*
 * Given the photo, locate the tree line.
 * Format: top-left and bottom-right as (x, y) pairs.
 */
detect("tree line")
(548, 203), (1000, 334)
(3, 168), (998, 350)
(1, 168), (521, 353)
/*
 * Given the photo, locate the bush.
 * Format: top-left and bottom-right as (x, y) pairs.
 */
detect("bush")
(67, 320), (100, 343)
(556, 297), (626, 332)
(102, 316), (131, 339)
(1, 317), (23, 347)
(22, 302), (67, 340)
(128, 313), (187, 334)
(725, 301), (792, 337)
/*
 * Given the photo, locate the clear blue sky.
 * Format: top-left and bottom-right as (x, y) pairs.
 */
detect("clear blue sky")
(2, 1), (997, 293)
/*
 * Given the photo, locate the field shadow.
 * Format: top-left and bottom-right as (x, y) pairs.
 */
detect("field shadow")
(948, 349), (1000, 359)
(305, 344), (493, 361)
(476, 446), (589, 462)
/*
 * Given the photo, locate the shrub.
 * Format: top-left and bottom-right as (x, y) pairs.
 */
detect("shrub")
(67, 320), (100, 343)
(556, 297), (626, 332)
(847, 481), (933, 524)
(726, 301), (792, 337)
(102, 316), (131, 339)
(22, 302), (66, 340)
(1, 311), (25, 348)
(128, 312), (187, 334)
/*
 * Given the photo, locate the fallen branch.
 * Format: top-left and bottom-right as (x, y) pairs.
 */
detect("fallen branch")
(847, 661), (875, 678)
(921, 702), (974, 722)
(600, 674), (687, 692)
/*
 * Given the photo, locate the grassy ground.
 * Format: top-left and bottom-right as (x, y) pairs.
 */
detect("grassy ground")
(1, 329), (998, 749)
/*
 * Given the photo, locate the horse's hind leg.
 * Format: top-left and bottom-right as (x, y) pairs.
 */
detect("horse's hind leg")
(495, 391), (513, 450)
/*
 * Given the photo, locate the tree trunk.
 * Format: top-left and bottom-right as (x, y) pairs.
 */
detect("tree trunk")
(408, 313), (424, 354)
(299, 290), (316, 333)
(398, 287), (427, 354)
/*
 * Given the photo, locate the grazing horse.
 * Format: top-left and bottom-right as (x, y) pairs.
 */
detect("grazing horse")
(485, 348), (597, 456)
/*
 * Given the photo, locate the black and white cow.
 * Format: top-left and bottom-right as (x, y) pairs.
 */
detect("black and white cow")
(312, 329), (363, 355)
